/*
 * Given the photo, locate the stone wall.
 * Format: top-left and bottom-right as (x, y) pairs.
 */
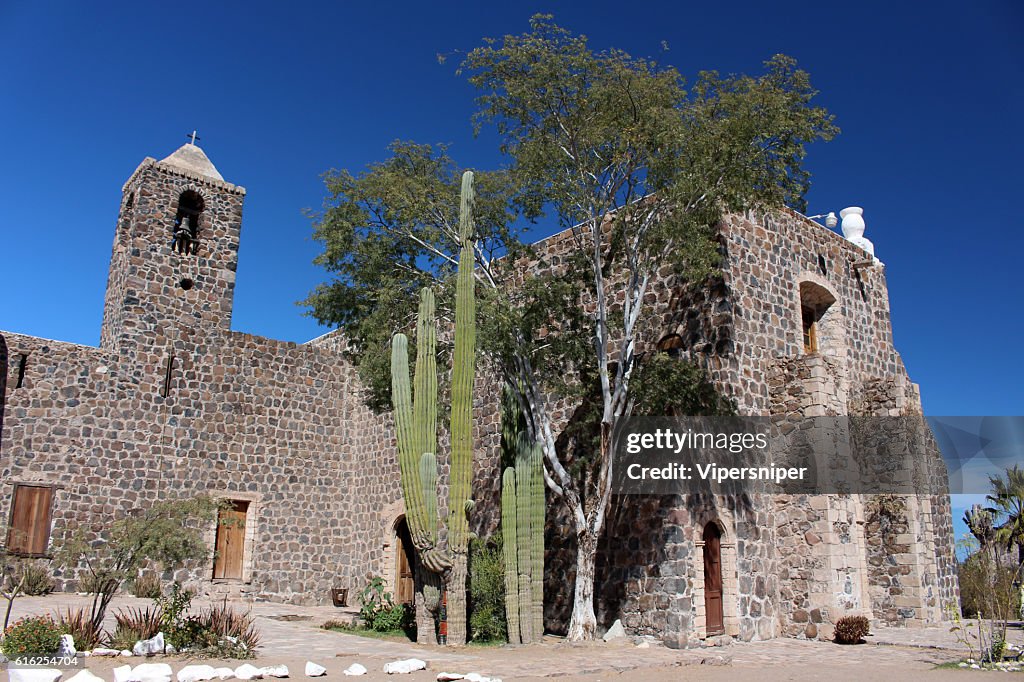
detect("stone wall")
(100, 159), (245, 351)
(0, 145), (957, 641)
(0, 326), (400, 605)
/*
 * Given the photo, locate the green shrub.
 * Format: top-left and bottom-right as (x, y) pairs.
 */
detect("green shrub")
(201, 601), (261, 651)
(19, 561), (54, 596)
(369, 602), (413, 633)
(469, 536), (507, 642)
(166, 615), (217, 651)
(108, 606), (163, 650)
(161, 601), (260, 658)
(156, 582), (194, 631)
(958, 550), (1021, 620)
(56, 607), (105, 651)
(1, 615), (62, 658)
(130, 573), (162, 599)
(833, 615), (870, 644)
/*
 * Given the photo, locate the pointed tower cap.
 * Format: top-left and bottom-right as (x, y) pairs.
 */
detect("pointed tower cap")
(159, 142), (224, 181)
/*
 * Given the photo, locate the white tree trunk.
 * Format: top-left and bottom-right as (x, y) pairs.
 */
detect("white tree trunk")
(566, 530), (598, 640)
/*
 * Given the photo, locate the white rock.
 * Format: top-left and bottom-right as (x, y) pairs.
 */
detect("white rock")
(436, 675), (464, 681)
(304, 663), (326, 677)
(177, 665), (217, 682)
(120, 651), (134, 658)
(57, 634), (77, 657)
(131, 663), (173, 682)
(382, 659), (427, 675)
(342, 664), (367, 677)
(636, 641), (650, 648)
(602, 619), (626, 642)
(258, 667), (288, 679)
(113, 666), (134, 682)
(67, 671), (106, 682)
(234, 665), (264, 681)
(464, 675), (485, 682)
(7, 669), (63, 682)
(132, 633), (165, 657)
(212, 670), (235, 681)
(92, 648), (122, 657)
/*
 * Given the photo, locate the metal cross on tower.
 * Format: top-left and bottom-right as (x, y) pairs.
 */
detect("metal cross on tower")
(186, 130), (200, 145)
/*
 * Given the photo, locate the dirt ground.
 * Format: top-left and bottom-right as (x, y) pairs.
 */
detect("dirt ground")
(1, 594), (1010, 681)
(2, 651), (1003, 682)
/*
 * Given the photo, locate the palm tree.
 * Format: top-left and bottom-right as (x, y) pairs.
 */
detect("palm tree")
(987, 465), (1024, 567)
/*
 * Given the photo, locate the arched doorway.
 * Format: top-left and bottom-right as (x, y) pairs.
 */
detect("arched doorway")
(703, 522), (724, 636)
(394, 517), (415, 605)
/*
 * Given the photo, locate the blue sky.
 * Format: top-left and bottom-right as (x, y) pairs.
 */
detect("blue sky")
(1, 2), (1021, 541)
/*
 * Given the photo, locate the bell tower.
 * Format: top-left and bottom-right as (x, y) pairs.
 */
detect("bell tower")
(99, 140), (246, 350)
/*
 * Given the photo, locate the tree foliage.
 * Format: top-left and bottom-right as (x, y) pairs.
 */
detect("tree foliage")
(54, 496), (220, 637)
(305, 15), (837, 640)
(987, 465), (1024, 566)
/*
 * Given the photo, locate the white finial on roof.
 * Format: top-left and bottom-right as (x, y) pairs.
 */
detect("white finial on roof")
(840, 207), (875, 258)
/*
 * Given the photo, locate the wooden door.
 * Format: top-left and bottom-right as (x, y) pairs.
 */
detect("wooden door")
(7, 485), (53, 555)
(703, 522), (724, 635)
(213, 500), (248, 580)
(395, 518), (415, 604)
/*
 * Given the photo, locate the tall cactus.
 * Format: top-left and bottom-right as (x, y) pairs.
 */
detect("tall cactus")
(446, 170), (476, 645)
(391, 290), (449, 645)
(529, 438), (545, 639)
(501, 468), (522, 645)
(500, 384), (546, 644)
(515, 434), (534, 642)
(390, 170), (477, 646)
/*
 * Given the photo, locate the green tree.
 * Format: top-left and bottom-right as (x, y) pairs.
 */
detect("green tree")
(459, 15), (836, 640)
(54, 496), (219, 638)
(306, 16), (836, 640)
(987, 465), (1024, 567)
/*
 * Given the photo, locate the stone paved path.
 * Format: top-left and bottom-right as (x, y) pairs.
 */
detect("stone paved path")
(3, 594), (1005, 679)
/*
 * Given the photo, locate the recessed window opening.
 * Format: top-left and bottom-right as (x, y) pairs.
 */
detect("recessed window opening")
(798, 281), (837, 356)
(15, 354), (28, 389)
(817, 254), (828, 276)
(125, 192), (135, 211)
(161, 355), (175, 398)
(802, 306), (819, 354)
(172, 190), (204, 255)
(656, 334), (685, 359)
(179, 278), (194, 291)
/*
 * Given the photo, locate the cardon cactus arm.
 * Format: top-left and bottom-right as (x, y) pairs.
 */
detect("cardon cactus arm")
(420, 452), (439, 540)
(515, 433), (534, 642)
(502, 467), (522, 644)
(449, 171), (476, 552)
(413, 288), (438, 491)
(392, 333), (428, 544)
(530, 439), (545, 637)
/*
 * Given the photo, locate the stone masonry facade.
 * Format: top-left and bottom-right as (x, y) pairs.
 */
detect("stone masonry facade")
(0, 143), (957, 643)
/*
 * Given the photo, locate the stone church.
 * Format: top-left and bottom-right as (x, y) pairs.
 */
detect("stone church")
(0, 141), (957, 646)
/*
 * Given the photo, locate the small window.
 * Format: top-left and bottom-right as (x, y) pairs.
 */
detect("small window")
(15, 354), (27, 389)
(802, 306), (818, 354)
(172, 190), (205, 255)
(6, 485), (54, 556)
(798, 281), (836, 356)
(656, 334), (685, 358)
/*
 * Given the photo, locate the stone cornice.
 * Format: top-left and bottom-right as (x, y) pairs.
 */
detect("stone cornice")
(121, 157), (247, 196)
